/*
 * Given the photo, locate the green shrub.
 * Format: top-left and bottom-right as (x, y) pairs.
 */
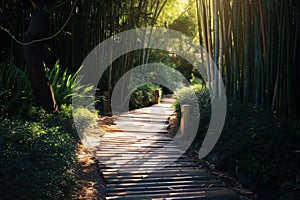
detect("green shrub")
(189, 73), (204, 85)
(129, 83), (162, 109)
(72, 106), (98, 134)
(173, 83), (210, 118)
(0, 62), (34, 116)
(0, 109), (78, 199)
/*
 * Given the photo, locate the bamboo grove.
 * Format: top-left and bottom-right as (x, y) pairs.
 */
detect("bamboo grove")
(1, 0), (300, 119)
(195, 0), (300, 119)
(1, 0), (168, 90)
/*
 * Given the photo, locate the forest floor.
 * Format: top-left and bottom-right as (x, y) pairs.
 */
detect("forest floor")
(71, 117), (115, 200)
(71, 144), (105, 199)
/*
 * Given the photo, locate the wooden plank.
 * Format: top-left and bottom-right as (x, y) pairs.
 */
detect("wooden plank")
(100, 164), (199, 169)
(115, 117), (169, 122)
(99, 155), (194, 160)
(101, 168), (208, 176)
(106, 180), (223, 188)
(106, 175), (221, 184)
(98, 145), (179, 149)
(110, 187), (230, 196)
(99, 167), (202, 174)
(103, 172), (215, 180)
(98, 159), (196, 165)
(106, 190), (207, 199)
(106, 183), (225, 193)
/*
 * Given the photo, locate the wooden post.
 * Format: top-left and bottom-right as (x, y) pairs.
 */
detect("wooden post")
(180, 105), (190, 135)
(154, 89), (161, 104)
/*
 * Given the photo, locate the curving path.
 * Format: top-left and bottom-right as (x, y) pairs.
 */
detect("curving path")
(96, 98), (240, 200)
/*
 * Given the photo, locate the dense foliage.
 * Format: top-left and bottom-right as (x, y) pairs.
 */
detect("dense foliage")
(211, 102), (300, 186)
(0, 108), (78, 199)
(174, 84), (300, 193)
(0, 61), (98, 199)
(0, 60), (96, 115)
(0, 62), (34, 116)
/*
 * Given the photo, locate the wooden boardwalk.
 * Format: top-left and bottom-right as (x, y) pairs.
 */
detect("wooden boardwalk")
(96, 98), (240, 200)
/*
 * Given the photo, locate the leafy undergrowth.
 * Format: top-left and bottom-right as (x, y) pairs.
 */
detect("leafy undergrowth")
(207, 101), (300, 196)
(0, 108), (79, 199)
(0, 62), (34, 116)
(0, 61), (103, 199)
(174, 84), (300, 197)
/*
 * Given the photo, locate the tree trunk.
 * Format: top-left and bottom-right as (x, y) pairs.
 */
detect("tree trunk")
(24, 10), (57, 113)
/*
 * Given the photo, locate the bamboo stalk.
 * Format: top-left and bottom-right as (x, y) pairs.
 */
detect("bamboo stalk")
(285, 0), (296, 119)
(243, 0), (250, 102)
(218, 0), (223, 98)
(213, 0), (219, 97)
